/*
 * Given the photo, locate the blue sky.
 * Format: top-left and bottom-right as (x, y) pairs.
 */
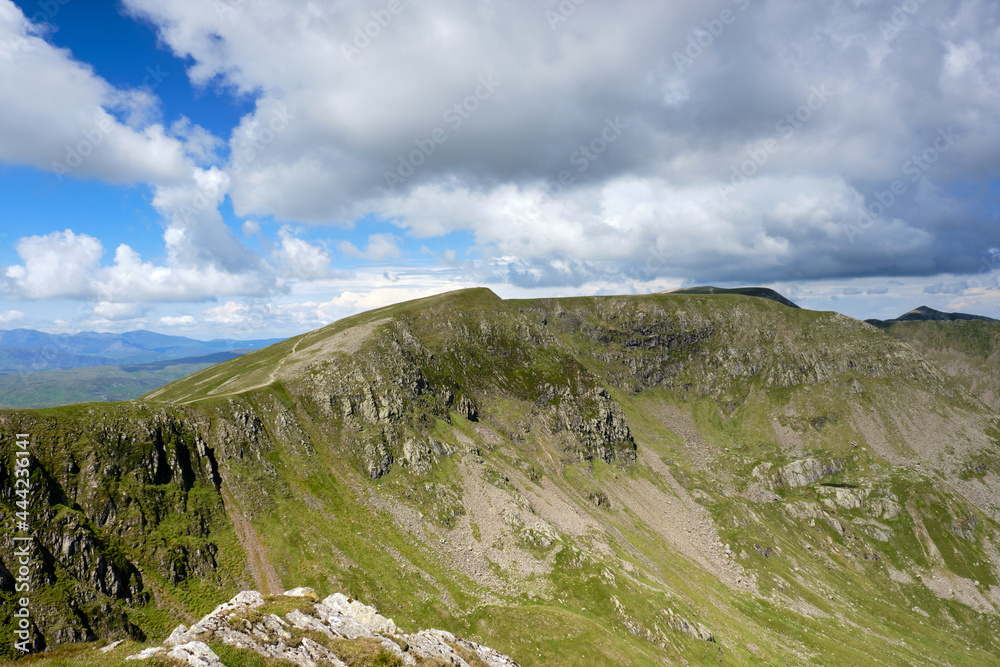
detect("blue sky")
(1, 0), (999, 339)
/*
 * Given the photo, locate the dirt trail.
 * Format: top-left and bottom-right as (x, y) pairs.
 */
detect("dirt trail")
(222, 485), (283, 595)
(197, 319), (385, 402)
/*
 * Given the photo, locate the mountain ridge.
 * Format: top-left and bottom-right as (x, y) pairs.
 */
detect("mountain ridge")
(0, 328), (283, 371)
(660, 285), (801, 309)
(3, 287), (1000, 665)
(866, 304), (999, 326)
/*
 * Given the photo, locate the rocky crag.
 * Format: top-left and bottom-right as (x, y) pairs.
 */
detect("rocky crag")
(122, 587), (518, 666)
(3, 288), (1000, 665)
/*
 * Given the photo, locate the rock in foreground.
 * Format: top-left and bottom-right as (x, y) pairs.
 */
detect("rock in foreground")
(126, 588), (519, 667)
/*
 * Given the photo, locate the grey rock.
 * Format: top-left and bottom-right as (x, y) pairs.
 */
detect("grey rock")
(776, 458), (843, 488)
(164, 624), (193, 647)
(167, 641), (225, 667)
(128, 589), (519, 666)
(855, 520), (893, 541)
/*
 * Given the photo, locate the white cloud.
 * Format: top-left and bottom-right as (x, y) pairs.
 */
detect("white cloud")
(4, 0), (1000, 337)
(2, 224), (281, 304)
(338, 233), (401, 261)
(159, 314), (196, 327)
(3, 230), (104, 299)
(241, 220), (261, 238)
(275, 227), (333, 280)
(112, 0), (1000, 287)
(93, 301), (149, 321)
(0, 0), (196, 185)
(0, 309), (24, 324)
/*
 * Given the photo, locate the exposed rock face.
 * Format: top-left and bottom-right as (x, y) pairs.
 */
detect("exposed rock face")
(299, 307), (639, 477)
(750, 458), (845, 489)
(0, 406), (224, 652)
(776, 459), (844, 488)
(529, 297), (943, 397)
(126, 588), (520, 667)
(552, 386), (637, 463)
(663, 608), (715, 643)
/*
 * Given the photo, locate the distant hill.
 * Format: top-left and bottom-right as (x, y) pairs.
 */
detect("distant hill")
(866, 305), (998, 327)
(662, 285), (800, 309)
(0, 347), (118, 373)
(0, 328), (283, 372)
(0, 350), (249, 409)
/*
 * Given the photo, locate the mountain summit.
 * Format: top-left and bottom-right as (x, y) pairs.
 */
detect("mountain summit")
(3, 288), (1000, 665)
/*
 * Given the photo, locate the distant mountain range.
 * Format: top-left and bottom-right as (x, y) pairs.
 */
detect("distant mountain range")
(0, 329), (286, 409)
(0, 328), (284, 374)
(0, 351), (249, 409)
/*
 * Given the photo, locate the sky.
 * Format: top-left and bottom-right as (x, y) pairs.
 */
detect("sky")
(0, 0), (998, 339)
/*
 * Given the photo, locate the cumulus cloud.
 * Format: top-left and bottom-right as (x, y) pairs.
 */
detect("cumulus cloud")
(3, 230), (104, 299)
(0, 0), (199, 185)
(93, 301), (149, 321)
(275, 227), (333, 280)
(0, 309), (24, 324)
(338, 234), (401, 262)
(5, 0), (1000, 335)
(2, 225), (281, 304)
(115, 0), (1000, 288)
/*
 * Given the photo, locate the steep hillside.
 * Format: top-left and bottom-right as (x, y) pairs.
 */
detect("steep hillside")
(3, 288), (1000, 666)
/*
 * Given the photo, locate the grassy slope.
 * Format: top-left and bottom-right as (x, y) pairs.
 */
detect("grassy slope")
(6, 289), (1000, 665)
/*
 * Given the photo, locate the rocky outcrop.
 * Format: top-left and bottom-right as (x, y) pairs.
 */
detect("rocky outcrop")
(126, 588), (519, 667)
(662, 608), (715, 643)
(552, 386), (637, 464)
(750, 458), (844, 489)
